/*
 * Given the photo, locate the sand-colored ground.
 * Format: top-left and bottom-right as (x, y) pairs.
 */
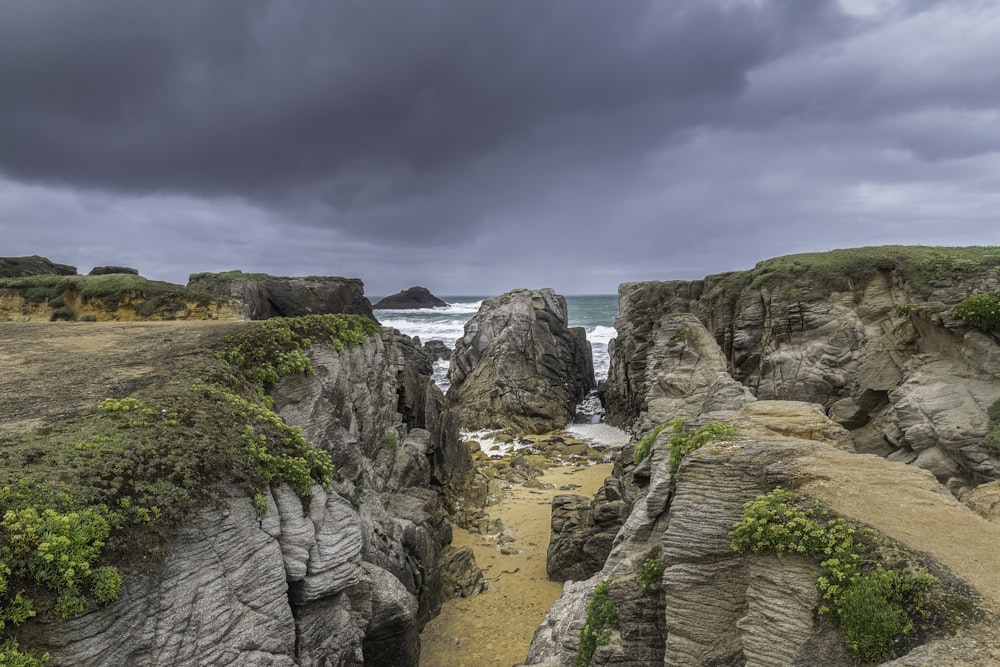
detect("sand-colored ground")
(420, 463), (613, 667)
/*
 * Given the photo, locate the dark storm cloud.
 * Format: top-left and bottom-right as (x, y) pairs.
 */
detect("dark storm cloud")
(0, 1), (847, 236)
(1, 0), (999, 295)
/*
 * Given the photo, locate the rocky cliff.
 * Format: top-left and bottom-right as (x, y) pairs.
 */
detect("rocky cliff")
(524, 401), (1000, 667)
(603, 246), (1000, 494)
(447, 288), (595, 433)
(188, 270), (375, 321)
(5, 320), (473, 666)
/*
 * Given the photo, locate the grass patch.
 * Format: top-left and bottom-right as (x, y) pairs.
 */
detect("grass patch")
(730, 487), (964, 664)
(632, 423), (668, 464)
(666, 419), (737, 487)
(0, 314), (380, 649)
(187, 270), (277, 291)
(703, 246), (1000, 309)
(576, 580), (618, 667)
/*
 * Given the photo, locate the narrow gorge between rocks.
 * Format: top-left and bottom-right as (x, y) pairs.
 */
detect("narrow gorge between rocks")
(4, 247), (1000, 666)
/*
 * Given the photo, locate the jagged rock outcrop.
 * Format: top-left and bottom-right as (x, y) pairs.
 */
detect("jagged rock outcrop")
(604, 248), (1000, 492)
(522, 401), (1000, 666)
(88, 266), (139, 275)
(0, 255), (76, 277)
(546, 478), (630, 582)
(423, 339), (452, 362)
(188, 271), (376, 321)
(373, 286), (448, 310)
(27, 329), (472, 666)
(447, 288), (595, 433)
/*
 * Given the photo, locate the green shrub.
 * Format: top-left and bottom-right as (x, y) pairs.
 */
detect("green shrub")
(639, 557), (664, 592)
(380, 433), (398, 450)
(953, 292), (1000, 332)
(632, 423), (668, 464)
(730, 487), (936, 663)
(894, 303), (917, 317)
(667, 419), (738, 486)
(48, 306), (75, 322)
(576, 580), (618, 667)
(989, 398), (1000, 424)
(0, 637), (49, 666)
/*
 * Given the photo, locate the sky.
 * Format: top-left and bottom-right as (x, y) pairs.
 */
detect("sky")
(2, 0), (999, 297)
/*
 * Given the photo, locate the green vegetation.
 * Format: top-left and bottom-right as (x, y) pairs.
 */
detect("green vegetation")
(632, 423), (668, 464)
(576, 580), (619, 667)
(639, 556), (664, 592)
(985, 398), (1000, 457)
(0, 637), (48, 666)
(704, 246), (1000, 306)
(0, 273), (226, 317)
(894, 303), (917, 317)
(380, 433), (398, 451)
(953, 291), (1000, 333)
(0, 314), (380, 651)
(730, 487), (940, 663)
(665, 419), (738, 485)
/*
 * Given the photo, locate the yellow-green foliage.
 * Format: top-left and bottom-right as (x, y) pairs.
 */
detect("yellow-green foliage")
(666, 419), (737, 483)
(632, 423), (668, 464)
(953, 292), (1000, 332)
(985, 398), (1000, 457)
(576, 580), (618, 667)
(730, 487), (936, 663)
(639, 557), (664, 592)
(0, 637), (49, 666)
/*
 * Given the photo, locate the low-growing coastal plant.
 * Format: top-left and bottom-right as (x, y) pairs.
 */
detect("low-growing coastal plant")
(666, 419), (737, 486)
(0, 637), (49, 666)
(730, 487), (937, 663)
(380, 433), (398, 451)
(894, 303), (917, 317)
(953, 291), (1000, 333)
(576, 580), (619, 667)
(0, 314), (379, 652)
(632, 423), (668, 464)
(639, 556), (664, 592)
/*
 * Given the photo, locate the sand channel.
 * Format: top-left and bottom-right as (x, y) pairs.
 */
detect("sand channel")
(420, 462), (613, 667)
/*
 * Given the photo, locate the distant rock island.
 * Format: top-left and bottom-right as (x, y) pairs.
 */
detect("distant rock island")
(374, 286), (448, 309)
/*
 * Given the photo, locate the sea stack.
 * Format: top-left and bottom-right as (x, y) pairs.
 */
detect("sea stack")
(374, 286), (448, 309)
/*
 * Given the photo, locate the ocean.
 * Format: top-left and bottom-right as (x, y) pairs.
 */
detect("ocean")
(374, 294), (629, 448)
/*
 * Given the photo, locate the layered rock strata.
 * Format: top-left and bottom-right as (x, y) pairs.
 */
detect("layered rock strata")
(603, 251), (1000, 492)
(28, 329), (471, 665)
(522, 401), (1000, 666)
(447, 288), (595, 433)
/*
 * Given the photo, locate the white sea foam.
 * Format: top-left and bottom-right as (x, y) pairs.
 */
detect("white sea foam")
(587, 325), (617, 346)
(565, 422), (630, 447)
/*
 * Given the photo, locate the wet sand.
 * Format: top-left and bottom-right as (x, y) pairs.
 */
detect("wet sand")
(420, 462), (613, 667)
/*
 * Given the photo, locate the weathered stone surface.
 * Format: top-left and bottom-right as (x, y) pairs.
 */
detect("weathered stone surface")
(0, 255), (76, 277)
(32, 490), (298, 666)
(522, 402), (1000, 667)
(439, 546), (488, 599)
(373, 286), (448, 310)
(187, 271), (376, 320)
(88, 265), (138, 275)
(546, 478), (629, 582)
(964, 480), (1000, 522)
(27, 328), (474, 666)
(447, 288), (595, 433)
(603, 259), (1000, 490)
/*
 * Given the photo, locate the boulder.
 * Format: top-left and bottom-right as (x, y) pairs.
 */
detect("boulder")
(0, 255), (76, 277)
(446, 288), (595, 433)
(88, 265), (139, 276)
(374, 286), (448, 309)
(423, 339), (452, 362)
(439, 546), (487, 599)
(187, 270), (376, 321)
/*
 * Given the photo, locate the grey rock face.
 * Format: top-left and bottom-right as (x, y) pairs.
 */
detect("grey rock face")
(88, 265), (139, 275)
(546, 478), (629, 582)
(447, 288), (595, 433)
(522, 401), (1000, 667)
(604, 269), (1000, 490)
(439, 546), (487, 599)
(187, 271), (376, 321)
(31, 331), (473, 666)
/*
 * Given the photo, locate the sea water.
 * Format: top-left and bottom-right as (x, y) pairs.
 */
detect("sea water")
(374, 294), (630, 449)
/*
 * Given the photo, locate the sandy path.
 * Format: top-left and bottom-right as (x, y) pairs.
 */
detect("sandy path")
(420, 463), (613, 667)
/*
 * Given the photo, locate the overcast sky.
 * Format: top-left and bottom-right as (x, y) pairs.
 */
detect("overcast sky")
(2, 0), (998, 296)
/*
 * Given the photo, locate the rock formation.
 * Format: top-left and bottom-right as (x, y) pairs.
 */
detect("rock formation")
(374, 286), (448, 310)
(0, 254), (77, 277)
(88, 265), (139, 275)
(188, 270), (376, 321)
(522, 401), (1000, 667)
(447, 288), (595, 433)
(603, 247), (1000, 493)
(21, 325), (473, 665)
